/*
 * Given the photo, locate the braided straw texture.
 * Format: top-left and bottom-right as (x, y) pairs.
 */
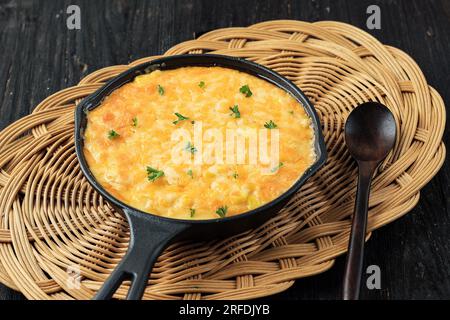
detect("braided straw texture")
(0, 20), (446, 300)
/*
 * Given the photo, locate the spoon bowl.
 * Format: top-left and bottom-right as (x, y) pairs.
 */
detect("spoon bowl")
(342, 101), (396, 300)
(345, 102), (396, 162)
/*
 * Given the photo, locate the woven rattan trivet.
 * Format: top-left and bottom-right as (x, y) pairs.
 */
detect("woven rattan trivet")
(0, 20), (446, 300)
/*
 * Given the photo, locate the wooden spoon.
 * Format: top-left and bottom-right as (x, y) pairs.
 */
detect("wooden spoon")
(343, 102), (396, 300)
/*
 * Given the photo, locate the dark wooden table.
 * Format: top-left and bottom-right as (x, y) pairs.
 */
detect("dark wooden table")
(0, 0), (448, 300)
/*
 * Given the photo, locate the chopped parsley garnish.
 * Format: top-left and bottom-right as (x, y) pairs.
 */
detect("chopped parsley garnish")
(232, 172), (239, 179)
(229, 105), (241, 118)
(216, 206), (228, 218)
(157, 84), (165, 95)
(264, 120), (278, 129)
(271, 162), (284, 173)
(198, 81), (205, 88)
(107, 130), (120, 139)
(289, 110), (294, 115)
(187, 169), (193, 178)
(146, 166), (164, 182)
(132, 117), (138, 127)
(173, 112), (189, 125)
(185, 142), (197, 154)
(190, 208), (196, 218)
(239, 84), (252, 97)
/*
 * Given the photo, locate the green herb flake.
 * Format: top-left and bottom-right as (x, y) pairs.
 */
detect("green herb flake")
(288, 110), (294, 115)
(173, 112), (190, 125)
(198, 81), (205, 88)
(216, 206), (228, 218)
(107, 130), (120, 140)
(146, 166), (164, 182)
(190, 208), (196, 218)
(264, 120), (278, 129)
(185, 142), (197, 154)
(239, 84), (252, 97)
(229, 105), (241, 119)
(271, 162), (284, 173)
(157, 84), (165, 96)
(187, 169), (193, 178)
(232, 172), (239, 179)
(132, 117), (138, 127)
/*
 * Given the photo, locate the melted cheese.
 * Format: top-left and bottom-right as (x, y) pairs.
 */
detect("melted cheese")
(83, 66), (315, 220)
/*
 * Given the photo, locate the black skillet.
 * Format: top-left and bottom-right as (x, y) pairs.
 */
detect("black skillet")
(74, 54), (327, 300)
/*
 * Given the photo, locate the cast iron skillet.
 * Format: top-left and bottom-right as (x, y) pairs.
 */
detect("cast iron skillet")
(74, 54), (327, 300)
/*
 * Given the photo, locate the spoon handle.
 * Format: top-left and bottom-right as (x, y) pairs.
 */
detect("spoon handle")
(343, 161), (376, 300)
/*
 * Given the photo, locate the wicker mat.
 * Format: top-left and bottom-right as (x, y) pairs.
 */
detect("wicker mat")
(0, 20), (446, 300)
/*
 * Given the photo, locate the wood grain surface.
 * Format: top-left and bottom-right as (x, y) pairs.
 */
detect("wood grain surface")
(0, 0), (448, 300)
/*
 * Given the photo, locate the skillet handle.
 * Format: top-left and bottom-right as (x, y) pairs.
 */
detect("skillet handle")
(94, 210), (189, 300)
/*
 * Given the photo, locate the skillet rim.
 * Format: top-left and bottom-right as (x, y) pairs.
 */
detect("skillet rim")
(74, 53), (327, 225)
